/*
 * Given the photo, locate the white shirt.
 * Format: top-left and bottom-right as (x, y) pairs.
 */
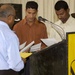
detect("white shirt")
(49, 16), (75, 42)
(0, 21), (24, 71)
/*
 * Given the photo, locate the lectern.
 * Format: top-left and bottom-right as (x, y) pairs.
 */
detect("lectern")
(30, 40), (68, 75)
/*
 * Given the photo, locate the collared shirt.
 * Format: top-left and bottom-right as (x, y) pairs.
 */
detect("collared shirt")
(0, 21), (24, 71)
(13, 18), (48, 50)
(49, 16), (75, 42)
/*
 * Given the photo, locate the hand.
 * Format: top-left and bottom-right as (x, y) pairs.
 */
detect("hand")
(22, 57), (26, 63)
(24, 49), (30, 53)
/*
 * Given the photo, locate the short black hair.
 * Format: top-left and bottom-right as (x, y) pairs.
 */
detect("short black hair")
(26, 1), (38, 10)
(54, 1), (69, 11)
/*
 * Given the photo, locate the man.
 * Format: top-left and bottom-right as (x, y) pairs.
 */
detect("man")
(0, 4), (24, 75)
(13, 1), (48, 52)
(13, 1), (48, 75)
(50, 1), (75, 42)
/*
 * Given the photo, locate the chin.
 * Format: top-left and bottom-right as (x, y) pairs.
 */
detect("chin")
(29, 20), (34, 22)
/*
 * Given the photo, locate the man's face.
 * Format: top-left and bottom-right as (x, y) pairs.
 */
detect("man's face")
(55, 8), (69, 23)
(25, 8), (37, 22)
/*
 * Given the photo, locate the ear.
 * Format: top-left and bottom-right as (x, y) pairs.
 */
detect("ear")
(67, 8), (70, 13)
(3, 16), (11, 24)
(7, 15), (12, 23)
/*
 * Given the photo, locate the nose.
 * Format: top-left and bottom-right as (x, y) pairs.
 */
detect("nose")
(58, 15), (62, 19)
(30, 14), (33, 18)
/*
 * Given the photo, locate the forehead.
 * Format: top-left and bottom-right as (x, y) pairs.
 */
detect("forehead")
(55, 8), (67, 14)
(26, 8), (37, 13)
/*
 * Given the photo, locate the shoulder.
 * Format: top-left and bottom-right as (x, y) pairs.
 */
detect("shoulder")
(14, 19), (24, 27)
(0, 27), (18, 41)
(37, 20), (46, 28)
(13, 19), (24, 30)
(67, 16), (75, 24)
(70, 15), (75, 21)
(55, 20), (61, 25)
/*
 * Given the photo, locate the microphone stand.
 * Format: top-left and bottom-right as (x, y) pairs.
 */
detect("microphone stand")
(41, 19), (66, 40)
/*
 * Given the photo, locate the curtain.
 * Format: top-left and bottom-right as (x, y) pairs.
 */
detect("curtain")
(0, 0), (75, 22)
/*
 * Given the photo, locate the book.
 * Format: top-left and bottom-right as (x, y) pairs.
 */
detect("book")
(30, 43), (41, 52)
(20, 52), (32, 58)
(20, 42), (26, 50)
(41, 38), (58, 47)
(20, 41), (35, 52)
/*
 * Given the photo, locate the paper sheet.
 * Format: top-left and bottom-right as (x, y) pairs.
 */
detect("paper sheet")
(20, 42), (26, 50)
(30, 43), (41, 52)
(20, 52), (32, 58)
(20, 41), (35, 52)
(41, 38), (57, 47)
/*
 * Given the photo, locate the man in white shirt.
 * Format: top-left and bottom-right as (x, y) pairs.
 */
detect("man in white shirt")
(50, 1), (75, 42)
(0, 4), (24, 75)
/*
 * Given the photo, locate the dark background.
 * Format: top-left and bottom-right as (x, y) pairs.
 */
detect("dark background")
(0, 3), (22, 28)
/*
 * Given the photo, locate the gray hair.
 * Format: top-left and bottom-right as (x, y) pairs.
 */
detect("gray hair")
(0, 4), (15, 18)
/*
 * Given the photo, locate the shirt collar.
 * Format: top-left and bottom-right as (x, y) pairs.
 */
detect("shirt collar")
(65, 15), (74, 24)
(59, 15), (74, 25)
(0, 21), (10, 29)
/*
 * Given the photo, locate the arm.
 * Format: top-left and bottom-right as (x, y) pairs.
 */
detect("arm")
(7, 33), (24, 71)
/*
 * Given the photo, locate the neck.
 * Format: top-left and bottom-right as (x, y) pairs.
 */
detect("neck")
(26, 18), (36, 26)
(62, 15), (70, 23)
(27, 21), (34, 26)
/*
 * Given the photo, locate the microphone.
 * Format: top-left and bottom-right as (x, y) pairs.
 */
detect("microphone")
(38, 16), (66, 40)
(38, 16), (48, 22)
